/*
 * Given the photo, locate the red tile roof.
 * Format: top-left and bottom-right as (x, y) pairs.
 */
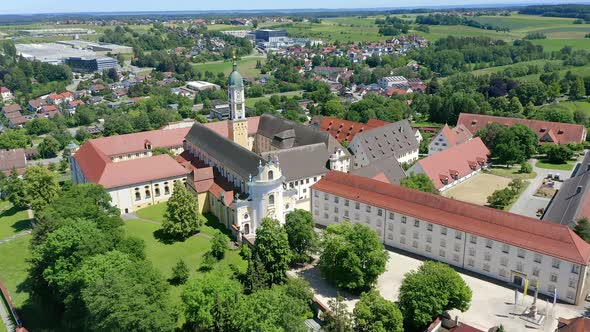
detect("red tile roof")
(313, 171), (590, 265)
(2, 104), (22, 113)
(437, 124), (473, 147)
(457, 113), (587, 145)
(557, 317), (590, 332)
(203, 117), (260, 138)
(413, 137), (490, 190)
(73, 141), (188, 189)
(90, 127), (191, 156)
(313, 116), (389, 143)
(42, 105), (58, 112)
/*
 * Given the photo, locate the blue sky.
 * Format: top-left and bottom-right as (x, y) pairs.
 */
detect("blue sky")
(0, 0), (585, 14)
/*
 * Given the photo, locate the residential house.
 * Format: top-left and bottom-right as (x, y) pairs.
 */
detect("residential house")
(428, 124), (473, 156)
(1, 87), (13, 102)
(0, 148), (27, 175)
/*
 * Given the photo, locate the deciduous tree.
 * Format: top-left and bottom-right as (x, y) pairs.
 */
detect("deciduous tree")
(162, 181), (204, 239)
(285, 209), (319, 264)
(400, 173), (436, 194)
(353, 290), (403, 332)
(253, 218), (292, 285)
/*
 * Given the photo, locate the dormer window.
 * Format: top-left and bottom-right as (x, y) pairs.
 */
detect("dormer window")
(558, 129), (564, 134)
(540, 128), (546, 133)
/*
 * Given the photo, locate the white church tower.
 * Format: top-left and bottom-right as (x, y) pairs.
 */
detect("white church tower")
(227, 55), (249, 150)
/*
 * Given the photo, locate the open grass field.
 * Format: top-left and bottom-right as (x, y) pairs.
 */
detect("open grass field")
(193, 57), (265, 78)
(536, 160), (576, 171)
(537, 101), (590, 117)
(246, 90), (304, 108)
(442, 173), (512, 206)
(487, 166), (537, 180)
(206, 24), (250, 32)
(0, 202), (30, 240)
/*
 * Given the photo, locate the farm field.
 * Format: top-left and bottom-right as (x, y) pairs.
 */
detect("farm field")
(193, 56), (265, 78)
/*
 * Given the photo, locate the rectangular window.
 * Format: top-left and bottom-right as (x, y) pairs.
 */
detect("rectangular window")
(355, 213), (360, 221)
(454, 244), (460, 253)
(517, 249), (526, 259)
(401, 216), (407, 224)
(439, 249), (446, 258)
(344, 210), (349, 218)
(388, 233), (393, 240)
(377, 209), (383, 217)
(389, 212), (395, 220)
(534, 254), (542, 264)
(355, 202), (360, 210)
(572, 264), (580, 275)
(569, 279), (577, 288)
(426, 235), (432, 243)
(550, 274), (558, 283)
(441, 227), (447, 235)
(333, 216), (338, 223)
(344, 200), (349, 207)
(366, 205), (371, 213)
(323, 213), (328, 219)
(314, 191), (319, 198)
(552, 258), (560, 269)
(517, 262), (524, 272)
(324, 193), (328, 200)
(501, 257), (508, 267)
(334, 207), (339, 213)
(427, 223), (433, 231)
(470, 235), (477, 244)
(440, 239), (446, 248)
(455, 231), (462, 240)
(532, 267), (540, 277)
(413, 219), (419, 228)
(484, 252), (491, 261)
(502, 244), (510, 254)
(334, 197), (339, 204)
(426, 245), (431, 253)
(486, 239), (493, 249)
(469, 248), (475, 257)
(388, 223), (393, 231)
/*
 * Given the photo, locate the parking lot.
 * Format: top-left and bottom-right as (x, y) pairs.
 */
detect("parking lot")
(292, 249), (587, 332)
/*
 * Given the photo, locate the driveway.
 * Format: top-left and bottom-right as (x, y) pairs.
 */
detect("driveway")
(509, 159), (564, 218)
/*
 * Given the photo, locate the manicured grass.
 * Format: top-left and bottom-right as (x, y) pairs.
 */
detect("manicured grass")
(245, 90), (304, 108)
(122, 218), (247, 321)
(0, 235), (60, 330)
(537, 101), (590, 117)
(136, 202), (167, 222)
(487, 167), (537, 180)
(193, 57), (265, 78)
(536, 160), (576, 171)
(0, 202), (30, 240)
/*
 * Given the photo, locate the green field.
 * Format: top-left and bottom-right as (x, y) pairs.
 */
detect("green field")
(263, 18), (384, 43)
(536, 160), (576, 171)
(537, 101), (590, 117)
(0, 202), (30, 240)
(469, 59), (562, 77)
(246, 90), (304, 108)
(193, 57), (265, 78)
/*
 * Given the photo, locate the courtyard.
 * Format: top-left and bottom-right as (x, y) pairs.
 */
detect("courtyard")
(292, 248), (587, 332)
(442, 173), (513, 206)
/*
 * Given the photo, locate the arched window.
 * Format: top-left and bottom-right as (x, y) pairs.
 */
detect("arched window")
(145, 190), (151, 199)
(164, 186), (170, 195)
(268, 170), (274, 180)
(135, 192), (141, 201)
(244, 223), (250, 235)
(155, 188), (161, 197)
(269, 194), (275, 206)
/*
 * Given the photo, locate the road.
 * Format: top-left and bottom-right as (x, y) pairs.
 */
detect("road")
(509, 159), (570, 218)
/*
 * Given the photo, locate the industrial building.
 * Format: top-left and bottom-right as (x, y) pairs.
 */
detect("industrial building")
(19, 28), (95, 37)
(65, 57), (118, 73)
(56, 40), (133, 55)
(254, 29), (288, 42)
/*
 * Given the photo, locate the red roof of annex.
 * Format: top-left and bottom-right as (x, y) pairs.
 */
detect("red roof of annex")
(457, 113), (587, 145)
(312, 171), (590, 265)
(312, 116), (390, 143)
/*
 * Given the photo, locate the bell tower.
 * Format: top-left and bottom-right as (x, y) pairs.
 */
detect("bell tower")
(227, 52), (249, 150)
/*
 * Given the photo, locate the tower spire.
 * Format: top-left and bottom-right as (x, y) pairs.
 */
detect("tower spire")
(232, 49), (237, 71)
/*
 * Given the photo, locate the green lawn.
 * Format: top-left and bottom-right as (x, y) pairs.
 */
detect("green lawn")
(0, 235), (60, 330)
(246, 90), (304, 108)
(537, 101), (590, 117)
(487, 166), (537, 180)
(535, 160), (576, 171)
(0, 202), (30, 240)
(193, 57), (265, 78)
(136, 202), (167, 222)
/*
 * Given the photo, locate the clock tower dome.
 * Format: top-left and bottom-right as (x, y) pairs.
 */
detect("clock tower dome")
(227, 58), (249, 150)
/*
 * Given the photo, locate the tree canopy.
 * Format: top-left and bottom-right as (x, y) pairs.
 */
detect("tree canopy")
(285, 209), (319, 264)
(353, 290), (404, 332)
(162, 181), (204, 239)
(400, 173), (437, 194)
(319, 222), (388, 292)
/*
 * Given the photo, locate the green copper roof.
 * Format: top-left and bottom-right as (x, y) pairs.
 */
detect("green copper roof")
(228, 62), (244, 87)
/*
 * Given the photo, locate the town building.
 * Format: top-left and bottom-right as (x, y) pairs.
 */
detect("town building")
(409, 138), (490, 192)
(543, 152), (590, 228)
(0, 87), (13, 102)
(428, 124), (473, 156)
(65, 57), (118, 73)
(312, 171), (590, 305)
(379, 76), (409, 88)
(348, 119), (419, 168)
(457, 113), (587, 145)
(556, 316), (590, 331)
(70, 127), (192, 213)
(311, 116), (389, 144)
(254, 29), (288, 43)
(0, 148), (27, 175)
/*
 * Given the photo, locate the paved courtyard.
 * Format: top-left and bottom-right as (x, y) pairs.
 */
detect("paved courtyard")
(442, 173), (512, 206)
(292, 249), (587, 332)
